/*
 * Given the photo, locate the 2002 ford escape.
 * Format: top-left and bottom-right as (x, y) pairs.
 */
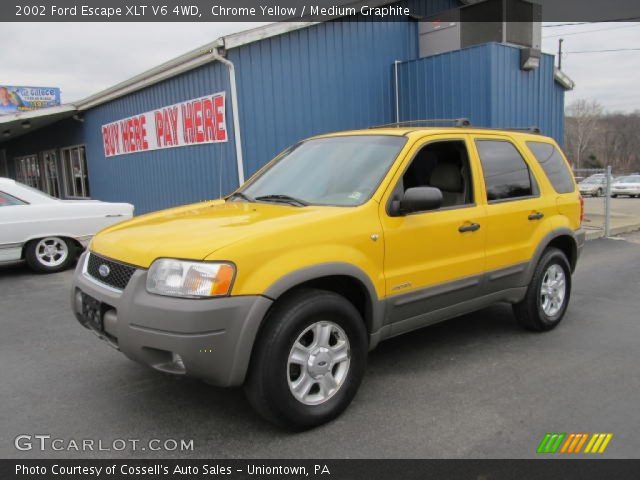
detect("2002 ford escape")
(72, 123), (585, 429)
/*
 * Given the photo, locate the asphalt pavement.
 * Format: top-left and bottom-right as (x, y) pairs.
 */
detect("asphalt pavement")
(2, 233), (639, 459)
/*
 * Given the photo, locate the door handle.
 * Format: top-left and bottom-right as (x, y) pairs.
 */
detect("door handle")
(528, 212), (544, 221)
(458, 222), (480, 233)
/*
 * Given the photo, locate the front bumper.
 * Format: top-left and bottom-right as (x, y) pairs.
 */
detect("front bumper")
(71, 252), (272, 387)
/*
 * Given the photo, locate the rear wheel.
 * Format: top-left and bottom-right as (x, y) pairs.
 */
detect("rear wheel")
(25, 237), (76, 273)
(244, 288), (368, 429)
(513, 248), (571, 332)
(596, 188), (603, 197)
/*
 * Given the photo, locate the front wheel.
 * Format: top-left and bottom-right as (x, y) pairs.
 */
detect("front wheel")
(24, 236), (76, 273)
(596, 188), (603, 197)
(244, 289), (368, 429)
(513, 248), (572, 332)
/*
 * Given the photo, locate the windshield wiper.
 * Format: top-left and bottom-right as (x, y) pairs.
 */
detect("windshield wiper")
(254, 194), (309, 207)
(226, 191), (254, 203)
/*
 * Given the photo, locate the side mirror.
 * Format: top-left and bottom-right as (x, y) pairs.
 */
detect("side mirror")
(399, 187), (442, 214)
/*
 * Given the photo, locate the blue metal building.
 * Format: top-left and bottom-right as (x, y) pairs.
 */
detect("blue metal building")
(0, 0), (572, 214)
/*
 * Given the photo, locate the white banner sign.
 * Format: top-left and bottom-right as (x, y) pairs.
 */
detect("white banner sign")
(101, 91), (227, 158)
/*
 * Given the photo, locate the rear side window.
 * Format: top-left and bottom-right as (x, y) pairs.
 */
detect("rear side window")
(475, 140), (536, 202)
(526, 142), (575, 194)
(0, 191), (26, 206)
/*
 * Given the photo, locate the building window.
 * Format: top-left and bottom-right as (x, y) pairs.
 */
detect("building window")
(15, 155), (42, 190)
(61, 145), (90, 198)
(475, 140), (537, 202)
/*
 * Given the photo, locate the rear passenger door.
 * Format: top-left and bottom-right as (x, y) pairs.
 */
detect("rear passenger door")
(470, 135), (556, 286)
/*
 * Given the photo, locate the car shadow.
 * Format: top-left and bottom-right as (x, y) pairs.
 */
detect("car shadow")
(107, 302), (527, 442)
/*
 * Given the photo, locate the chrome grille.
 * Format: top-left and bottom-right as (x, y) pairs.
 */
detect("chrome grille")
(86, 253), (136, 291)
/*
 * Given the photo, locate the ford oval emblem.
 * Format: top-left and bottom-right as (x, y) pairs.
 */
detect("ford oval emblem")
(98, 264), (110, 278)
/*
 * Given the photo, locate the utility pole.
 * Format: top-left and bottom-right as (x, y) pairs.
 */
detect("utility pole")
(558, 38), (564, 70)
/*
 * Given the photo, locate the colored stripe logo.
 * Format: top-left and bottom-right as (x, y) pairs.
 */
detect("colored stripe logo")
(537, 433), (613, 454)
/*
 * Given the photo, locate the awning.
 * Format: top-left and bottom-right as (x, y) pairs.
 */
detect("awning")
(0, 104), (78, 144)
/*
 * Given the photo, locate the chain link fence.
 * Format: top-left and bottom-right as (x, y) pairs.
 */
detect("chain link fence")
(574, 167), (613, 237)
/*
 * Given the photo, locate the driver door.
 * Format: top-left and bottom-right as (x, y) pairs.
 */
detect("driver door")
(378, 135), (487, 331)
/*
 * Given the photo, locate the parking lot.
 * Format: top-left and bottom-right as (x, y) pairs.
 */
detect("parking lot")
(2, 232), (640, 459)
(583, 196), (640, 237)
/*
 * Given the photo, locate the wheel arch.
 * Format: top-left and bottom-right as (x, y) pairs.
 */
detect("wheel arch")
(525, 228), (580, 283)
(262, 263), (384, 336)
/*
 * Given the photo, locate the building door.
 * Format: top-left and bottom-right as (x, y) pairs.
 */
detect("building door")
(61, 145), (90, 198)
(41, 150), (62, 198)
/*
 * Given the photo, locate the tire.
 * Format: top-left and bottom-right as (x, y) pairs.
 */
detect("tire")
(513, 248), (572, 332)
(596, 189), (603, 197)
(244, 288), (368, 430)
(24, 236), (76, 273)
(612, 194), (618, 198)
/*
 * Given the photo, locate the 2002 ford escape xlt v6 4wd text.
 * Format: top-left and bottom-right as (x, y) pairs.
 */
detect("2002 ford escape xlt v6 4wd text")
(72, 123), (585, 429)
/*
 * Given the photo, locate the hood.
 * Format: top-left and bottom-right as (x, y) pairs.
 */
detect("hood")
(90, 200), (343, 268)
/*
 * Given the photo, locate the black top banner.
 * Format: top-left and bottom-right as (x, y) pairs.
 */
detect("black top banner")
(3, 0), (640, 22)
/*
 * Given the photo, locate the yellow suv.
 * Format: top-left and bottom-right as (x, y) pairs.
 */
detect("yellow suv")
(72, 124), (585, 429)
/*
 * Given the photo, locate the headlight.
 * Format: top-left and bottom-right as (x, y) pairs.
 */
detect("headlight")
(146, 259), (235, 298)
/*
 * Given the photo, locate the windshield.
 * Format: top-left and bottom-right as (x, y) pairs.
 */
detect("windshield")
(582, 177), (604, 184)
(240, 135), (407, 206)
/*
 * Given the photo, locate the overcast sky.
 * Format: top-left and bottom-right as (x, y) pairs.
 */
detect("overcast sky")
(1, 21), (639, 112)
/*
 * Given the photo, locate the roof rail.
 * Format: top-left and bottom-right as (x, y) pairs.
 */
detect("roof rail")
(369, 118), (471, 129)
(504, 126), (541, 134)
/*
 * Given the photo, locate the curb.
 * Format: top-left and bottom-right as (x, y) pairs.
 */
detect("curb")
(585, 223), (640, 241)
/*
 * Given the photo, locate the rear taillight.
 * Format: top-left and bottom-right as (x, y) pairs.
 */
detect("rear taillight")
(579, 195), (585, 224)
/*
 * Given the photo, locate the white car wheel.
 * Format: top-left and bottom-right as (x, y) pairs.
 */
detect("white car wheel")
(25, 237), (75, 273)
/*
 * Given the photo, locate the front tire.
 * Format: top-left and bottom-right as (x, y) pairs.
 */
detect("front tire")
(244, 289), (368, 429)
(513, 248), (572, 332)
(24, 237), (75, 273)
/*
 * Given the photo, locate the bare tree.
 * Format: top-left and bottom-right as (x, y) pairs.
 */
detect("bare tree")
(565, 99), (604, 169)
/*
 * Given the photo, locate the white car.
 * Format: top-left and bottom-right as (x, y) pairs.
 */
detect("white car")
(578, 176), (607, 197)
(0, 178), (134, 273)
(611, 175), (640, 198)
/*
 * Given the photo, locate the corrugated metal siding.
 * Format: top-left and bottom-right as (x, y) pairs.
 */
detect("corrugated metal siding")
(398, 43), (494, 125)
(80, 1), (461, 213)
(489, 43), (564, 142)
(82, 61), (238, 214)
(230, 20), (418, 177)
(398, 43), (565, 142)
(231, 2), (461, 177)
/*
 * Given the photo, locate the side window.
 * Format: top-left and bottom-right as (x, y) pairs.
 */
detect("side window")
(475, 140), (537, 202)
(526, 141), (575, 194)
(0, 191), (26, 206)
(396, 140), (474, 209)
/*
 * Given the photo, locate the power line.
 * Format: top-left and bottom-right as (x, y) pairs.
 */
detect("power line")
(545, 23), (640, 38)
(542, 17), (640, 27)
(565, 47), (640, 53)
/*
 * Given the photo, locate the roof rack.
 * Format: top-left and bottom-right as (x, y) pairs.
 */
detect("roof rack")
(505, 126), (541, 134)
(369, 118), (471, 129)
